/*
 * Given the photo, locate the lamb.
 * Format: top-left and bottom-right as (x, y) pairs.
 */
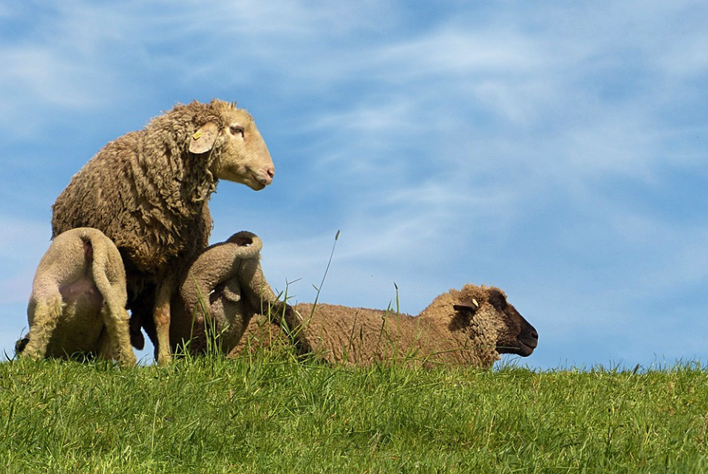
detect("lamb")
(232, 285), (539, 368)
(51, 99), (275, 365)
(129, 231), (304, 357)
(15, 228), (136, 367)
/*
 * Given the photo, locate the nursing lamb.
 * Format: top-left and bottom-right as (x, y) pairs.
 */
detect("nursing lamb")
(129, 231), (306, 357)
(16, 228), (136, 367)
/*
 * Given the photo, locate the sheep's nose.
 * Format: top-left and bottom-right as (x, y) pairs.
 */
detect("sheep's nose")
(531, 330), (539, 341)
(257, 166), (274, 186)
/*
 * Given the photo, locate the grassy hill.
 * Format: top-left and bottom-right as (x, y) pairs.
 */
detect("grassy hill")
(1, 352), (707, 472)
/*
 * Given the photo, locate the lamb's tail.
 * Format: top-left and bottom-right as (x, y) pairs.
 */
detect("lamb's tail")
(226, 230), (263, 259)
(225, 231), (313, 357)
(84, 231), (136, 367)
(84, 232), (112, 303)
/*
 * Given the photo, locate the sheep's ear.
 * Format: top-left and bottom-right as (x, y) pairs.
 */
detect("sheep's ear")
(488, 290), (508, 311)
(453, 299), (480, 315)
(189, 122), (219, 154)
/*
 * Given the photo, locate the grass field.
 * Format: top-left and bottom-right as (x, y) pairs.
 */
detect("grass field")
(1, 351), (707, 473)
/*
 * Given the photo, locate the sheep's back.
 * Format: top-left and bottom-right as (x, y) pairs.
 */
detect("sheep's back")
(52, 130), (212, 278)
(234, 302), (494, 368)
(294, 303), (445, 366)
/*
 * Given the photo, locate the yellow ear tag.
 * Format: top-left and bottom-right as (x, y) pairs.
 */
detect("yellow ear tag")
(472, 299), (479, 307)
(193, 131), (203, 140)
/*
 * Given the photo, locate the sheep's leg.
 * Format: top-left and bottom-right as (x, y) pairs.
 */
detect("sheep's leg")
(154, 275), (175, 365)
(100, 302), (137, 367)
(238, 260), (313, 357)
(88, 237), (137, 368)
(22, 294), (63, 360)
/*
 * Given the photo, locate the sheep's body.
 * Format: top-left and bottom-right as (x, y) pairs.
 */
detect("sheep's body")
(51, 100), (275, 364)
(17, 228), (136, 367)
(130, 231), (299, 357)
(233, 285), (539, 368)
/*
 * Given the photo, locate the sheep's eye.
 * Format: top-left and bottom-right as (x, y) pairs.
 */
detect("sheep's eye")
(230, 125), (245, 137)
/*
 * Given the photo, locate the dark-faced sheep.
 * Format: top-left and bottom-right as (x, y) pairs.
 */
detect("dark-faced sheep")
(16, 228), (136, 367)
(51, 100), (274, 364)
(129, 231), (301, 357)
(233, 285), (539, 368)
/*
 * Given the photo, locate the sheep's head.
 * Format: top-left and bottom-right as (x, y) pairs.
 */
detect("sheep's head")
(190, 100), (275, 191)
(452, 287), (538, 357)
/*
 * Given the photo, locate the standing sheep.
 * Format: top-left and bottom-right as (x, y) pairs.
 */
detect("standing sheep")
(16, 228), (136, 367)
(51, 100), (275, 364)
(232, 285), (539, 368)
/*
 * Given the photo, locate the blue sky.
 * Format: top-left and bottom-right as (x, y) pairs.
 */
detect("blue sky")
(1, 1), (706, 370)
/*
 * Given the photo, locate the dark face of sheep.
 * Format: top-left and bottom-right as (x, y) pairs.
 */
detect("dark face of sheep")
(453, 289), (539, 357)
(190, 104), (275, 191)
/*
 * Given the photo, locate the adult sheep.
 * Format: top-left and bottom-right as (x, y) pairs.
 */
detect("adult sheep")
(51, 100), (274, 365)
(129, 231), (307, 357)
(233, 285), (539, 368)
(16, 228), (136, 367)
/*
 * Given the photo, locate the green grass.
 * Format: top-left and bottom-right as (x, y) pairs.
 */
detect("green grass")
(1, 352), (707, 473)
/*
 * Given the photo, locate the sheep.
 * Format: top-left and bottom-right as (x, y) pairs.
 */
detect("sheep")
(232, 285), (539, 368)
(51, 99), (275, 365)
(128, 231), (304, 357)
(15, 228), (136, 367)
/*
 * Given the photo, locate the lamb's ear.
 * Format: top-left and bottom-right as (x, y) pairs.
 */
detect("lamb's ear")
(189, 122), (219, 154)
(453, 299), (480, 315)
(221, 278), (242, 303)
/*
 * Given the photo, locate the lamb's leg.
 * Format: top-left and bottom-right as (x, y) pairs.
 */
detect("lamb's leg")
(22, 294), (63, 360)
(101, 303), (137, 367)
(271, 303), (313, 358)
(154, 274), (175, 365)
(88, 235), (137, 367)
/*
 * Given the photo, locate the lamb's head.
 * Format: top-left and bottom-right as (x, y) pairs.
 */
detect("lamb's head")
(189, 100), (274, 191)
(451, 285), (538, 357)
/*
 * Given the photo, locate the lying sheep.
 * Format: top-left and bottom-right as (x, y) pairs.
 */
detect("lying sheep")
(16, 228), (136, 367)
(129, 231), (303, 357)
(51, 100), (275, 364)
(232, 285), (539, 368)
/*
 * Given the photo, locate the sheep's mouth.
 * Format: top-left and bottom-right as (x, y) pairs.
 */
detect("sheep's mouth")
(251, 173), (269, 189)
(497, 339), (536, 357)
(216, 169), (271, 190)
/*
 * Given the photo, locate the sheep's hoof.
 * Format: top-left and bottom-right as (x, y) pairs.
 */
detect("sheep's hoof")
(157, 352), (172, 366)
